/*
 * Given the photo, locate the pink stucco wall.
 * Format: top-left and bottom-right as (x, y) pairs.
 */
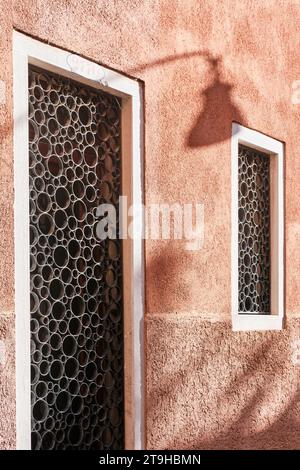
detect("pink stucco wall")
(0, 0), (300, 449)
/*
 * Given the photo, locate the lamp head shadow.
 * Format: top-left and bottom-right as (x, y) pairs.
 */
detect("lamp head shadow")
(186, 54), (244, 148)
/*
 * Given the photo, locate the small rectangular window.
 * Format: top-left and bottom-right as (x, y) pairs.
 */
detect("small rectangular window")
(238, 144), (271, 314)
(231, 123), (284, 331)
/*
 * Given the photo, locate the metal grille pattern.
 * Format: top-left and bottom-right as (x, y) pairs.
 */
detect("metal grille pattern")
(29, 67), (124, 449)
(238, 144), (271, 314)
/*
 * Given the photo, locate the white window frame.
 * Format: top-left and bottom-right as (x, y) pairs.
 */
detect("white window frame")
(13, 31), (144, 450)
(231, 122), (284, 332)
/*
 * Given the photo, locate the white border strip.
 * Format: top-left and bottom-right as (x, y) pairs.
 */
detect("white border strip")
(231, 123), (284, 332)
(13, 36), (31, 451)
(13, 30), (144, 449)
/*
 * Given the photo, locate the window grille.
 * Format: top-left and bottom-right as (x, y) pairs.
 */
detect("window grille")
(238, 144), (271, 314)
(29, 66), (124, 449)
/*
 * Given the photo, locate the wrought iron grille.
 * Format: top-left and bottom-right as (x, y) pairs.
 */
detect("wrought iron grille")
(238, 144), (271, 314)
(29, 66), (124, 449)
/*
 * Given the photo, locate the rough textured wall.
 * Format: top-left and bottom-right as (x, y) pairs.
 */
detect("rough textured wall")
(0, 0), (299, 449)
(146, 315), (300, 449)
(0, 315), (15, 449)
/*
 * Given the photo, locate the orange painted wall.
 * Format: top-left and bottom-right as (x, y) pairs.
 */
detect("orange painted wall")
(0, 0), (300, 449)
